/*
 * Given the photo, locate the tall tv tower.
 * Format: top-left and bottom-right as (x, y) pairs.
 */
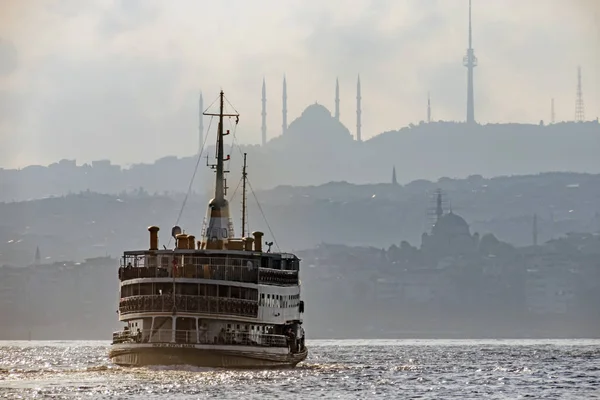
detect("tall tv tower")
(261, 78), (267, 146)
(463, 0), (477, 125)
(335, 78), (340, 121)
(356, 74), (362, 142)
(198, 91), (204, 154)
(282, 75), (288, 135)
(575, 66), (585, 122)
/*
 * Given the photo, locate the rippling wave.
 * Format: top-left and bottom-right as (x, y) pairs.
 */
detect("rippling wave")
(0, 339), (598, 399)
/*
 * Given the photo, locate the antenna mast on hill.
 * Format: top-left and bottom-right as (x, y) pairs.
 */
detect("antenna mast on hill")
(575, 66), (585, 122)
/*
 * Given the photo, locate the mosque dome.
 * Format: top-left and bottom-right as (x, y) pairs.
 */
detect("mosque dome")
(300, 103), (332, 119)
(432, 211), (471, 237)
(285, 102), (353, 142)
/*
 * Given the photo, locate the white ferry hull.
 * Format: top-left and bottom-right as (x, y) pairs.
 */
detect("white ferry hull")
(109, 343), (308, 369)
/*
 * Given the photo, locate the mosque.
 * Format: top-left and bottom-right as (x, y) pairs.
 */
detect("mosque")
(257, 76), (360, 157)
(420, 189), (480, 259)
(196, 76), (363, 151)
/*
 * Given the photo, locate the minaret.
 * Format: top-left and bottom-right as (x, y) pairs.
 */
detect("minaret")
(463, 0), (477, 125)
(335, 78), (340, 121)
(392, 166), (398, 185)
(427, 92), (432, 123)
(533, 213), (538, 246)
(34, 246), (40, 265)
(198, 91), (204, 154)
(435, 189), (443, 221)
(282, 75), (288, 135)
(356, 74), (362, 142)
(261, 78), (267, 146)
(575, 66), (585, 122)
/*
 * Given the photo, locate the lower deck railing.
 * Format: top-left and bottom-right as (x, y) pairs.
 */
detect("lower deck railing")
(112, 329), (288, 348)
(119, 295), (258, 318)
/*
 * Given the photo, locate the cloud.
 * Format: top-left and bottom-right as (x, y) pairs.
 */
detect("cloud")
(0, 0), (597, 168)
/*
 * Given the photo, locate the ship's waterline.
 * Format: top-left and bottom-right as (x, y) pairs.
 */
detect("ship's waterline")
(110, 344), (308, 368)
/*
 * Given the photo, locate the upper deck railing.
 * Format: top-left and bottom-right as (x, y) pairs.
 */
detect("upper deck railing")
(119, 254), (299, 286)
(119, 294), (258, 318)
(119, 264), (259, 283)
(112, 328), (288, 348)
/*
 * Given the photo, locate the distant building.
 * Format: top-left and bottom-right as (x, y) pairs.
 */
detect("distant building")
(421, 191), (478, 259)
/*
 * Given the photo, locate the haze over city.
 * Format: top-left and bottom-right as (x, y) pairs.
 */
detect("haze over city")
(0, 0), (599, 168)
(1, 2), (600, 397)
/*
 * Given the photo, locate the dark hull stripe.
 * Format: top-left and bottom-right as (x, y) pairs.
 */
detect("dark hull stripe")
(109, 346), (308, 369)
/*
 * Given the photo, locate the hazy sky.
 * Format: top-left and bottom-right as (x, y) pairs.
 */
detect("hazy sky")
(0, 0), (598, 168)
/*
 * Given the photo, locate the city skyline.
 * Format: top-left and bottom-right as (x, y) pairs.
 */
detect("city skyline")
(0, 0), (598, 168)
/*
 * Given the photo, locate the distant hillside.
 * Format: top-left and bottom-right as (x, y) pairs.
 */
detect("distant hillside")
(1, 172), (599, 267)
(1, 120), (599, 202)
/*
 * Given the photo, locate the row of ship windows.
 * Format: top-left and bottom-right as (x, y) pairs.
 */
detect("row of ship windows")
(227, 323), (274, 333)
(259, 293), (300, 308)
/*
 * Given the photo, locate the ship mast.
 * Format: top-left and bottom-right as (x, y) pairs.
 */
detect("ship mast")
(241, 152), (248, 237)
(208, 91), (231, 201)
(201, 91), (239, 249)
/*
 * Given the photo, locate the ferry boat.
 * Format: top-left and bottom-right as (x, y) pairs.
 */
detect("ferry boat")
(109, 91), (307, 368)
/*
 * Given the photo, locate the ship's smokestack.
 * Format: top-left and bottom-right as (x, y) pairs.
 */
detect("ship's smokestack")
(148, 226), (159, 251)
(176, 233), (189, 249)
(187, 235), (196, 250)
(252, 231), (264, 252)
(243, 236), (254, 251)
